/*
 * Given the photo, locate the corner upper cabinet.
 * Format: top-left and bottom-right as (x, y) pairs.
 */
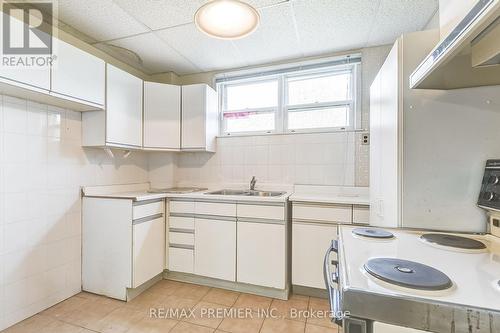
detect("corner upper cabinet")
(143, 82), (181, 150)
(51, 39), (105, 107)
(82, 64), (143, 149)
(181, 84), (218, 152)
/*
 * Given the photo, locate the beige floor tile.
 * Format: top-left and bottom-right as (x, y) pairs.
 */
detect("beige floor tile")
(2, 315), (55, 333)
(88, 307), (145, 333)
(306, 297), (337, 329)
(233, 293), (272, 313)
(53, 297), (123, 329)
(38, 319), (92, 333)
(305, 323), (339, 333)
(126, 315), (179, 333)
(41, 296), (93, 319)
(125, 290), (168, 313)
(270, 294), (309, 322)
(184, 301), (230, 329)
(171, 283), (211, 301)
(170, 321), (215, 333)
(260, 317), (306, 333)
(160, 295), (199, 316)
(202, 288), (240, 307)
(218, 316), (264, 333)
(146, 280), (186, 297)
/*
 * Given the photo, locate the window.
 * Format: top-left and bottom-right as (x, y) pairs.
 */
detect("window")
(218, 59), (359, 136)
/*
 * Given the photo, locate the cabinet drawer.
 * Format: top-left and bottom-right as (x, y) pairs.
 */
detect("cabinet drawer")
(353, 205), (370, 224)
(169, 216), (195, 230)
(169, 232), (194, 246)
(293, 203), (352, 223)
(169, 201), (195, 214)
(133, 201), (164, 220)
(195, 202), (236, 216)
(168, 247), (194, 274)
(237, 204), (284, 220)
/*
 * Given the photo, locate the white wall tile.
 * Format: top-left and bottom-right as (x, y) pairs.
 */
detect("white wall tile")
(0, 95), (149, 331)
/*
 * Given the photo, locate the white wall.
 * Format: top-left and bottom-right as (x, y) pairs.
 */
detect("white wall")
(439, 0), (478, 39)
(0, 96), (148, 330)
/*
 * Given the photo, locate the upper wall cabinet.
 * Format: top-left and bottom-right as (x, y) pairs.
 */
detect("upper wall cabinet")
(143, 82), (181, 151)
(106, 64), (143, 148)
(82, 64), (143, 149)
(51, 39), (105, 107)
(181, 84), (218, 152)
(0, 14), (104, 112)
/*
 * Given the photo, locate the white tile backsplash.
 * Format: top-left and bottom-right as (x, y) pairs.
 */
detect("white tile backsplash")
(0, 95), (149, 330)
(169, 132), (358, 187)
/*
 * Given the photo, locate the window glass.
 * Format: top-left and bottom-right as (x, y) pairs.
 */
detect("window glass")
(288, 106), (349, 130)
(223, 111), (275, 133)
(287, 73), (350, 106)
(226, 80), (278, 110)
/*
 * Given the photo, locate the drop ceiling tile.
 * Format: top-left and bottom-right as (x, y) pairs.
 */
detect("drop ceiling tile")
(155, 24), (248, 72)
(94, 33), (199, 75)
(113, 0), (205, 30)
(366, 0), (438, 46)
(56, 0), (149, 42)
(232, 3), (302, 66)
(292, 0), (380, 57)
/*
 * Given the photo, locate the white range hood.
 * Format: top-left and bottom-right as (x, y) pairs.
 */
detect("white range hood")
(410, 0), (500, 89)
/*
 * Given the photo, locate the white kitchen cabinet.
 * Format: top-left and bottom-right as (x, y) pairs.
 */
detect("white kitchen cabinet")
(143, 82), (181, 150)
(106, 64), (143, 147)
(292, 222), (337, 289)
(0, 14), (50, 91)
(195, 218), (236, 281)
(82, 64), (143, 148)
(132, 217), (165, 288)
(83, 197), (165, 300)
(51, 39), (105, 106)
(237, 220), (286, 289)
(181, 84), (218, 152)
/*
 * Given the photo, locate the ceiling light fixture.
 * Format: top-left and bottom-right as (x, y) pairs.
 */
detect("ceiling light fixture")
(195, 0), (260, 40)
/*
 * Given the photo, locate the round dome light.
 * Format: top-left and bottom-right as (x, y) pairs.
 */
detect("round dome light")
(195, 0), (260, 40)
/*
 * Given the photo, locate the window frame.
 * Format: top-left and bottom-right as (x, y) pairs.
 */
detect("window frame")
(217, 62), (360, 136)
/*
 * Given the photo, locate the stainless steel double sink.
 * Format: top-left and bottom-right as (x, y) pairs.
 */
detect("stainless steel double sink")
(205, 189), (285, 197)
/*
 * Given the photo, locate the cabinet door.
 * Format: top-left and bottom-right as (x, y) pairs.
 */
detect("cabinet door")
(144, 82), (181, 149)
(132, 217), (165, 288)
(0, 15), (50, 91)
(106, 64), (143, 147)
(181, 84), (206, 149)
(292, 222), (337, 289)
(195, 218), (236, 281)
(51, 39), (105, 105)
(237, 221), (285, 289)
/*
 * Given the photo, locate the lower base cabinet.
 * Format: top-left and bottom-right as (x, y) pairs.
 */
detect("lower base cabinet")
(195, 218), (236, 281)
(292, 222), (337, 289)
(132, 217), (165, 288)
(237, 221), (286, 289)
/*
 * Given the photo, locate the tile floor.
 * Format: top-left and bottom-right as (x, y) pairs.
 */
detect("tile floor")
(2, 280), (340, 333)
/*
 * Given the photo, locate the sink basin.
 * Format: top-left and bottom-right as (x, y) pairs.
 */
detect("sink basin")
(205, 189), (285, 197)
(206, 189), (250, 196)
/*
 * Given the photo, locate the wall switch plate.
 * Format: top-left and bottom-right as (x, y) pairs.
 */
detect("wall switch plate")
(361, 133), (370, 145)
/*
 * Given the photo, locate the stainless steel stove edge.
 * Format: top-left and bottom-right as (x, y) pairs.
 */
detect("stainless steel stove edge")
(341, 284), (500, 332)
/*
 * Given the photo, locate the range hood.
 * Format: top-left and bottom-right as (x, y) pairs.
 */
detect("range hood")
(410, 0), (500, 89)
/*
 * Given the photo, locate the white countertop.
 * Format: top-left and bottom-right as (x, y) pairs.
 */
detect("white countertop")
(289, 185), (369, 205)
(82, 183), (292, 203)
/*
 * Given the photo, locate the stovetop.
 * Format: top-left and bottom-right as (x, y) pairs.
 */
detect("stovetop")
(338, 226), (500, 312)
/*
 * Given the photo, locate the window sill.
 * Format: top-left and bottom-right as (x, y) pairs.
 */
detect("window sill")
(217, 128), (367, 138)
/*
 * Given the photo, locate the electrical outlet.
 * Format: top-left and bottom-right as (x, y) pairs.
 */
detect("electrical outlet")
(362, 133), (370, 145)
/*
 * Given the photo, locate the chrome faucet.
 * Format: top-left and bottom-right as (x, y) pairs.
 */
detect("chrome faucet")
(250, 176), (257, 191)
